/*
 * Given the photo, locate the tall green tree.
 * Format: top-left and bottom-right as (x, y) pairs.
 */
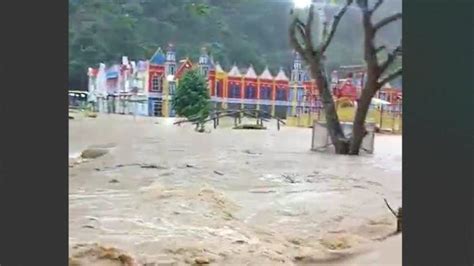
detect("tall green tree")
(172, 69), (211, 131)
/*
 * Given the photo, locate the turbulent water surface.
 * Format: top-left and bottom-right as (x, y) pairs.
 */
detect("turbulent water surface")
(69, 114), (401, 265)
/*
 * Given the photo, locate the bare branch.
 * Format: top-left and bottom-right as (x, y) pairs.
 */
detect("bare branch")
(375, 45), (387, 54)
(318, 0), (354, 54)
(378, 67), (402, 87)
(295, 19), (307, 39)
(295, 18), (306, 29)
(305, 4), (315, 51)
(289, 5), (319, 60)
(357, 0), (402, 78)
(321, 21), (329, 41)
(357, 0), (379, 72)
(289, 18), (307, 60)
(380, 44), (401, 73)
(384, 198), (398, 217)
(356, 0), (369, 12)
(395, 46), (402, 56)
(370, 0), (383, 14)
(295, 19), (314, 57)
(374, 13), (402, 31)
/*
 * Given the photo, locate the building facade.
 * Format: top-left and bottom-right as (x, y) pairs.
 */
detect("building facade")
(87, 45), (401, 119)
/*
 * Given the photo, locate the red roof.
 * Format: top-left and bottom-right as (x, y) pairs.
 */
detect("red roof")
(149, 64), (165, 73)
(175, 59), (193, 79)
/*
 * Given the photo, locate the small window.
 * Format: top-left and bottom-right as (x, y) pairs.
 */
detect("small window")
(276, 88), (286, 101)
(151, 75), (162, 92)
(169, 66), (175, 75)
(229, 84), (241, 98)
(167, 53), (175, 62)
(245, 86), (255, 99)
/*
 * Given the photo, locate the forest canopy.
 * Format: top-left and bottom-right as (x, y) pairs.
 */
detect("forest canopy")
(69, 0), (401, 89)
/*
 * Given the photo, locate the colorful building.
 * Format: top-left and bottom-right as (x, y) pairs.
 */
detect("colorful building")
(330, 65), (403, 105)
(376, 82), (402, 105)
(87, 45), (323, 119)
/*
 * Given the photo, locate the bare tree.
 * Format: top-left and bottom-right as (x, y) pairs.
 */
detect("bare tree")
(350, 0), (402, 154)
(289, 0), (402, 155)
(289, 0), (354, 154)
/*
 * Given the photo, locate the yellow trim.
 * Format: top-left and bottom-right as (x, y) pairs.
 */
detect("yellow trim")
(291, 83), (297, 115)
(271, 79), (276, 116)
(223, 73), (228, 109)
(162, 100), (168, 117)
(214, 68), (228, 109)
(162, 77), (169, 117)
(286, 106), (402, 133)
(241, 75), (245, 110)
(256, 78), (260, 110)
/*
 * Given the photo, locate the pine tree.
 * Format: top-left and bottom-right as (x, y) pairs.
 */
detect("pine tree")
(172, 69), (210, 131)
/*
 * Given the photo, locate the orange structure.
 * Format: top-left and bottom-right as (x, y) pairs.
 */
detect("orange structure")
(331, 65), (402, 105)
(376, 83), (402, 104)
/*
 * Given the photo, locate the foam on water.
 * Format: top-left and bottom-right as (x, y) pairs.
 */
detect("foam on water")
(69, 152), (82, 160)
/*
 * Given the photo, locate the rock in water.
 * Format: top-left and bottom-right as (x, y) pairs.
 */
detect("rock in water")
(194, 257), (210, 264)
(81, 148), (109, 159)
(69, 243), (136, 266)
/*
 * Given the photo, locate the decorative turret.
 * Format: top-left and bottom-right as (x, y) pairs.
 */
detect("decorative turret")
(209, 54), (215, 70)
(198, 46), (210, 77)
(293, 50), (302, 70)
(165, 43), (176, 75)
(291, 50), (304, 83)
(165, 43), (176, 62)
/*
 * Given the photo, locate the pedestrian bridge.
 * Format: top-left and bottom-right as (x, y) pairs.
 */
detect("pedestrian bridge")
(174, 108), (286, 130)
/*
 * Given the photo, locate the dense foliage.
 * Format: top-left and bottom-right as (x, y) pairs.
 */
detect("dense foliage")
(69, 0), (401, 89)
(172, 69), (210, 125)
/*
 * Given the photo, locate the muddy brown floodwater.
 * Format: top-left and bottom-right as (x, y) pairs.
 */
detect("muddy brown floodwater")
(69, 114), (401, 266)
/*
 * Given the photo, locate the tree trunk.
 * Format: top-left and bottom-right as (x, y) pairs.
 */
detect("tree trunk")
(349, 81), (378, 154)
(349, 98), (370, 155)
(311, 65), (349, 154)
